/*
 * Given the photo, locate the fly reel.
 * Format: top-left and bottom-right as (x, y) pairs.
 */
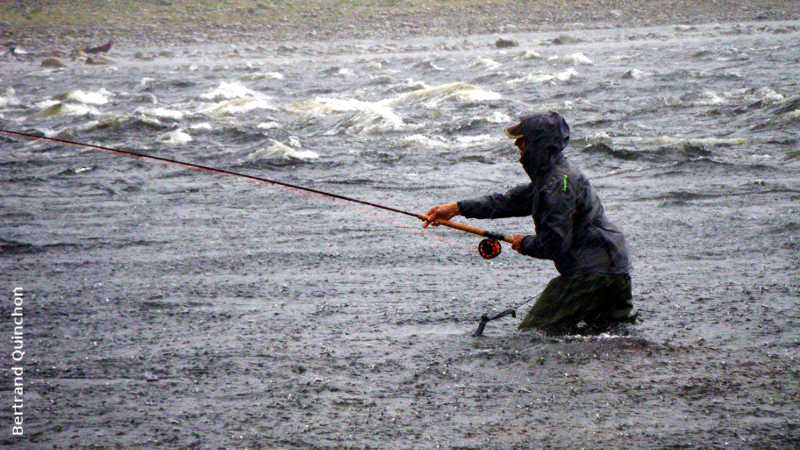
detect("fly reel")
(478, 238), (502, 259)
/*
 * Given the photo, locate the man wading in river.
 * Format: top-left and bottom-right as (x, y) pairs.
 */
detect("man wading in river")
(424, 111), (637, 333)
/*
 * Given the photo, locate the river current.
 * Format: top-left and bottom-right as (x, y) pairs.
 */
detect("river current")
(2, 20), (800, 449)
(2, 20), (799, 344)
(3, 21), (798, 178)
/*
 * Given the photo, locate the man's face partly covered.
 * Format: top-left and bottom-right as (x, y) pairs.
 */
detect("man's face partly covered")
(514, 137), (527, 163)
(516, 136), (542, 180)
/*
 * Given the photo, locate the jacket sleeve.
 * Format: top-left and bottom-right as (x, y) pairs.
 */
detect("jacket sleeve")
(518, 177), (575, 260)
(457, 183), (535, 219)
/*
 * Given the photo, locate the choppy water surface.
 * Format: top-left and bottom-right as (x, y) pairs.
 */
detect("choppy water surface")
(2, 21), (799, 343)
(4, 22), (798, 170)
(3, 20), (800, 450)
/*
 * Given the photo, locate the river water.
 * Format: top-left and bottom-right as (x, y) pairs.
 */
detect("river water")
(1, 21), (799, 449)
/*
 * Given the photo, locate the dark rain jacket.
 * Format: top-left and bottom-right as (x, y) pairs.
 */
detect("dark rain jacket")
(457, 112), (630, 277)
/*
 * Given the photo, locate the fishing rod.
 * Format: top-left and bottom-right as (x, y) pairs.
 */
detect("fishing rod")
(3, 128), (523, 335)
(0, 128), (513, 259)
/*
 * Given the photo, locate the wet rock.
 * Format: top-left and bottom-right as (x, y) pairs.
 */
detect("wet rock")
(495, 38), (519, 48)
(682, 142), (712, 157)
(83, 39), (113, 54)
(582, 142), (640, 160)
(86, 55), (115, 65)
(552, 34), (582, 45)
(412, 60), (442, 71)
(41, 57), (66, 68)
(134, 52), (155, 61)
(133, 93), (158, 104)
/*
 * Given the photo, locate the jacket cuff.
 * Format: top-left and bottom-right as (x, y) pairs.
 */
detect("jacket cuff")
(456, 200), (476, 219)
(518, 235), (539, 257)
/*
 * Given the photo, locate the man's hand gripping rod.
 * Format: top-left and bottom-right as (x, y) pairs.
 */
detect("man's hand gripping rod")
(418, 214), (514, 259)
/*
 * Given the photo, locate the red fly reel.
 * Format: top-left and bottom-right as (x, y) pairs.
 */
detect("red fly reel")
(478, 238), (502, 259)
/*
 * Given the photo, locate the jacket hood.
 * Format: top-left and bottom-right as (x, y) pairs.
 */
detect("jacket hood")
(513, 111), (570, 179)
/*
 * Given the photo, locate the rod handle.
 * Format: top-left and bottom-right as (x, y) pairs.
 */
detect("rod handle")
(418, 214), (515, 244)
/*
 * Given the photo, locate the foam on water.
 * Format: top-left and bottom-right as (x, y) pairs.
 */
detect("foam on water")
(189, 122), (213, 130)
(288, 97), (405, 135)
(522, 50), (543, 59)
(507, 68), (579, 86)
(199, 97), (276, 117)
(238, 71), (285, 81)
(158, 129), (193, 145)
(137, 107), (187, 121)
(35, 100), (100, 118)
(246, 139), (319, 160)
(200, 82), (258, 102)
(653, 136), (748, 147)
(397, 134), (450, 150)
(0, 88), (19, 109)
(57, 89), (111, 105)
(621, 68), (649, 79)
(551, 52), (594, 65)
(284, 82), (505, 136)
(486, 111), (513, 123)
(391, 82), (503, 107)
(198, 81), (276, 116)
(257, 121), (282, 130)
(453, 134), (495, 147)
(28, 89), (114, 118)
(469, 58), (502, 70)
(385, 78), (431, 93)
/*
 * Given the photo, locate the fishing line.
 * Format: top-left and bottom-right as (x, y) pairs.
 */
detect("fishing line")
(3, 128), (530, 334)
(0, 128), (501, 255)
